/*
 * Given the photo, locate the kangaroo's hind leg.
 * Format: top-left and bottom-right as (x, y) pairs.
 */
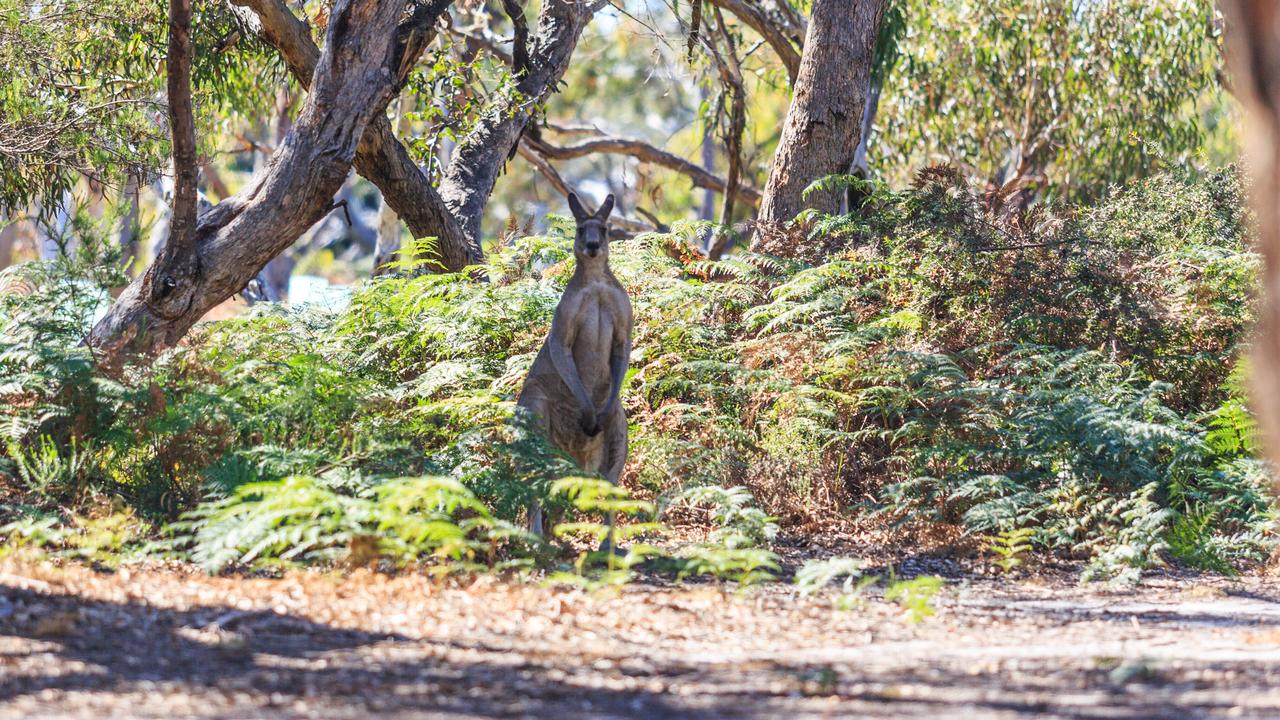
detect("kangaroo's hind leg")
(599, 404), (629, 552)
(602, 403), (628, 487)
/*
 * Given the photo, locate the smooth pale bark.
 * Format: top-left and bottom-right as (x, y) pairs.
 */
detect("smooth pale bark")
(256, 93), (296, 302)
(116, 175), (141, 272)
(523, 133), (761, 207)
(88, 0), (407, 363)
(1223, 0), (1280, 471)
(755, 0), (886, 240)
(0, 215), (18, 270)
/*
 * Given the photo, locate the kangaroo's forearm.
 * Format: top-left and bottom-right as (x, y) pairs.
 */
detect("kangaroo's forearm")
(606, 348), (630, 408)
(550, 342), (594, 413)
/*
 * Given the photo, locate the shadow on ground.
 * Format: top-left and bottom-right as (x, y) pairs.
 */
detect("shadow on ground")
(3, 571), (1280, 719)
(0, 584), (695, 718)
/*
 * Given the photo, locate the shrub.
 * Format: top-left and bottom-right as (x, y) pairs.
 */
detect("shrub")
(0, 167), (1270, 582)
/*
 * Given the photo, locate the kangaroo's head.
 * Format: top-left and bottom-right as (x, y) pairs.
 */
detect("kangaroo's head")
(568, 192), (615, 262)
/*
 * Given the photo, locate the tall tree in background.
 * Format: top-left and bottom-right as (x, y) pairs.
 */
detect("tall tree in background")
(882, 0), (1223, 204)
(755, 0), (888, 237)
(1222, 0), (1280, 471)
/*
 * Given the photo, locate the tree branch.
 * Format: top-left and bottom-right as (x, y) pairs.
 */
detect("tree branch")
(501, 0), (531, 78)
(517, 140), (654, 235)
(706, 0), (801, 84)
(90, 0), (409, 363)
(227, 0), (473, 270)
(523, 133), (761, 207)
(436, 0), (598, 242)
(708, 6), (746, 230)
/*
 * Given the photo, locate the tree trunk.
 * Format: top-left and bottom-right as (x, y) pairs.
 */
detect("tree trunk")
(117, 175), (141, 273)
(256, 89), (299, 302)
(231, 0), (597, 266)
(88, 0), (408, 364)
(698, 87), (717, 223)
(373, 93), (415, 275)
(754, 0), (886, 240)
(1223, 0), (1280, 472)
(0, 214), (17, 270)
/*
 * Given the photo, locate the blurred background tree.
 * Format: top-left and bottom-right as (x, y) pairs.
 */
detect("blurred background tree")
(877, 0), (1232, 206)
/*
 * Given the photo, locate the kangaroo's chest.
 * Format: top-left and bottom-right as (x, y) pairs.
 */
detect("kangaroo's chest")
(569, 286), (625, 397)
(573, 303), (615, 354)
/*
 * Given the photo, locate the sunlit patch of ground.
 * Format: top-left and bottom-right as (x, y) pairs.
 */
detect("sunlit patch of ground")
(1, 558), (1279, 718)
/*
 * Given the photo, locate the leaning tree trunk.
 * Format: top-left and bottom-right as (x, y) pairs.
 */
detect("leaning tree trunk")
(373, 93), (416, 275)
(229, 0), (595, 268)
(228, 0), (473, 270)
(754, 0), (886, 242)
(88, 0), (408, 364)
(1223, 0), (1280, 470)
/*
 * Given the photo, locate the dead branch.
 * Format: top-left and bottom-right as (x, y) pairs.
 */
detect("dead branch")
(523, 133), (761, 207)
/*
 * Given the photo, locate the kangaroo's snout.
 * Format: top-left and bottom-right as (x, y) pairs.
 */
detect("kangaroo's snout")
(585, 242), (601, 257)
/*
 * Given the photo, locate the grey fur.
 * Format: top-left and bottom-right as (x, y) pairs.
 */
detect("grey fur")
(519, 193), (632, 538)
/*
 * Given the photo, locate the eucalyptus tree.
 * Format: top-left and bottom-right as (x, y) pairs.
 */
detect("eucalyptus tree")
(756, 0), (889, 228)
(1, 0), (608, 363)
(879, 0), (1224, 204)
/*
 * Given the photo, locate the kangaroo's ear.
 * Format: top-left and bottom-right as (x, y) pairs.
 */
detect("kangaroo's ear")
(567, 192), (588, 221)
(596, 194), (615, 221)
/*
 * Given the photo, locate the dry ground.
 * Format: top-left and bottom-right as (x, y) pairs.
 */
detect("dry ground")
(1, 557), (1279, 719)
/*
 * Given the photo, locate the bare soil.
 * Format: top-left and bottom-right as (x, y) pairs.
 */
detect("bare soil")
(1, 557), (1279, 719)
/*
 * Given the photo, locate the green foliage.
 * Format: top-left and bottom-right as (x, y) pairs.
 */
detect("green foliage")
(670, 545), (779, 586)
(881, 0), (1226, 200)
(796, 558), (943, 620)
(1, 507), (147, 563)
(546, 476), (664, 589)
(0, 167), (1271, 585)
(795, 557), (877, 610)
(172, 474), (537, 573)
(884, 575), (943, 623)
(665, 485), (779, 549)
(0, 0), (279, 212)
(986, 528), (1035, 573)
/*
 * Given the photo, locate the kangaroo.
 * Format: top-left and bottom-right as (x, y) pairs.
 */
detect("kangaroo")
(518, 192), (632, 540)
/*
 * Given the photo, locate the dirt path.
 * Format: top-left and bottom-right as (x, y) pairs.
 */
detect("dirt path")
(1, 558), (1279, 719)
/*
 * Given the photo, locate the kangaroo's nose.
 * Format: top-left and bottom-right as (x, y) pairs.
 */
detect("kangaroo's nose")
(585, 242), (601, 256)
